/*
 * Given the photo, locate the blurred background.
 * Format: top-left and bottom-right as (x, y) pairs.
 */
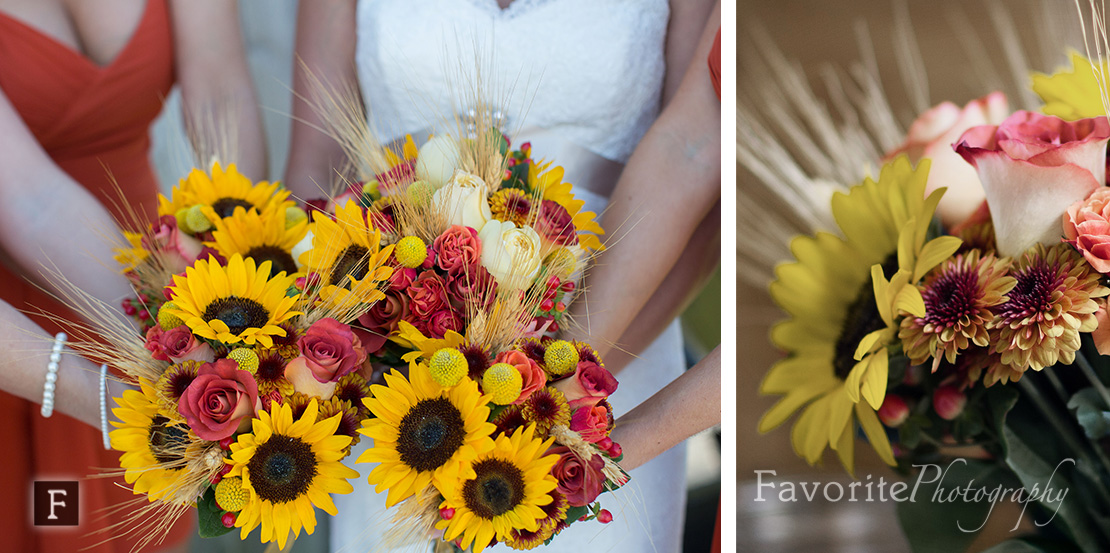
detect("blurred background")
(737, 0), (1083, 551)
(147, 2), (721, 551)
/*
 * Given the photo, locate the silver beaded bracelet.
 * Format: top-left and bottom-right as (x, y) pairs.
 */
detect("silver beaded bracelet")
(40, 332), (66, 418)
(99, 364), (110, 450)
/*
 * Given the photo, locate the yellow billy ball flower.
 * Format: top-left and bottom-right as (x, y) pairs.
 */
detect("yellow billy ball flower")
(185, 204), (212, 233)
(407, 180), (434, 206)
(227, 348), (260, 374)
(215, 476), (248, 512)
(285, 206), (308, 229)
(395, 236), (427, 268)
(429, 348), (467, 387)
(483, 363), (522, 405)
(362, 180), (381, 196)
(543, 248), (578, 280)
(544, 340), (577, 376)
(174, 208), (190, 231)
(157, 302), (185, 330)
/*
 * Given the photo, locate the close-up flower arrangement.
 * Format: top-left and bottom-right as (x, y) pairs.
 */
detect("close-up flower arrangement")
(741, 5), (1110, 552)
(85, 99), (624, 551)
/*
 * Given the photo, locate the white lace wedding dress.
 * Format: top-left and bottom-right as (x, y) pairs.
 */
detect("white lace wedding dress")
(331, 1), (686, 551)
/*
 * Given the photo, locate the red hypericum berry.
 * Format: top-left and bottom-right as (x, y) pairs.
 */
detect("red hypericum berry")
(540, 299), (555, 312)
(561, 281), (576, 292)
(122, 302), (137, 316)
(547, 275), (561, 289)
(597, 509), (613, 524)
(210, 473), (223, 485)
(219, 436), (235, 450)
(137, 292), (149, 303)
(878, 395), (910, 427)
(549, 321), (559, 332)
(520, 142), (531, 152)
(597, 437), (613, 450)
(221, 512), (236, 528)
(933, 385), (968, 421)
(440, 507), (455, 520)
(219, 463), (233, 477)
(608, 442), (622, 458)
(578, 515), (589, 522)
(555, 302), (566, 313)
(138, 310), (151, 321)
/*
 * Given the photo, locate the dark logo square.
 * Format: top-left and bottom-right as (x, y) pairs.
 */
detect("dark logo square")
(33, 481), (78, 526)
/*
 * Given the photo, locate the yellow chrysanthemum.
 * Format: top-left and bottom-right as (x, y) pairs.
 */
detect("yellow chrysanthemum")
(207, 207), (308, 278)
(490, 188), (533, 226)
(435, 425), (559, 553)
(111, 379), (197, 502)
(302, 200), (394, 308)
(157, 162), (292, 222)
(1032, 51), (1107, 120)
(166, 254), (300, 348)
(228, 399), (358, 550)
(761, 156), (950, 472)
(529, 160), (604, 251)
(114, 231), (150, 272)
(358, 362), (496, 507)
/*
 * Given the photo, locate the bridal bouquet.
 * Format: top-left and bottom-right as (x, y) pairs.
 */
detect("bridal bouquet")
(749, 27), (1110, 553)
(104, 162), (391, 550)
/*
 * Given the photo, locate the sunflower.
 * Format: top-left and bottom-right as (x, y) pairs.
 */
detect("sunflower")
(167, 254), (300, 348)
(761, 156), (952, 471)
(208, 207), (308, 278)
(114, 231), (150, 272)
(490, 188), (534, 226)
(154, 361), (201, 421)
(111, 379), (201, 501)
(989, 243), (1109, 372)
(528, 160), (604, 251)
(157, 162), (291, 221)
(435, 425), (559, 553)
(301, 200), (394, 308)
(228, 399), (357, 550)
(1032, 51), (1105, 120)
(357, 362), (496, 507)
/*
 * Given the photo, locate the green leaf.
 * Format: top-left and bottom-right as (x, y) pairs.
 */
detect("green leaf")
(196, 486), (234, 538)
(1067, 388), (1110, 440)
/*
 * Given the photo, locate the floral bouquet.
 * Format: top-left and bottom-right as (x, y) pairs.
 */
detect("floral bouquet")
(742, 7), (1110, 552)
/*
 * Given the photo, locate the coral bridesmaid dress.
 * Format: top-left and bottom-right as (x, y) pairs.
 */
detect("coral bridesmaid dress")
(0, 1), (194, 551)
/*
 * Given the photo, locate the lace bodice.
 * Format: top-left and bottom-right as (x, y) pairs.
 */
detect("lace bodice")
(355, 0), (669, 164)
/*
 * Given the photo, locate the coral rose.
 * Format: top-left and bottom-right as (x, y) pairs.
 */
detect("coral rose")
(178, 359), (258, 441)
(1066, 187), (1110, 273)
(434, 225), (482, 273)
(549, 445), (607, 507)
(552, 361), (618, 403)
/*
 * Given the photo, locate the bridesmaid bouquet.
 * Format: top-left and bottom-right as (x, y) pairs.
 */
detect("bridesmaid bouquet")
(742, 6), (1110, 552)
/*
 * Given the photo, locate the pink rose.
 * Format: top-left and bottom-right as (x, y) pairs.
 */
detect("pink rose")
(355, 292), (408, 353)
(389, 267), (417, 292)
(434, 225), (482, 273)
(446, 264), (497, 308)
(885, 93), (1009, 226)
(549, 445), (606, 507)
(427, 309), (464, 339)
(552, 361), (618, 403)
(297, 318), (367, 383)
(178, 359), (258, 441)
(956, 111), (1110, 256)
(1066, 187), (1110, 273)
(535, 200), (578, 247)
(158, 326), (215, 364)
(406, 271), (449, 319)
(494, 350), (546, 404)
(145, 216), (204, 274)
(144, 325), (169, 362)
(569, 397), (614, 443)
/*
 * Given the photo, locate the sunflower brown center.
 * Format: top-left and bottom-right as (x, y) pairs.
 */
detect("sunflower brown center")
(396, 397), (466, 472)
(246, 246), (299, 277)
(463, 459), (525, 519)
(203, 296), (271, 336)
(329, 245), (371, 286)
(247, 435), (317, 503)
(833, 254), (898, 380)
(149, 415), (189, 465)
(212, 198), (255, 219)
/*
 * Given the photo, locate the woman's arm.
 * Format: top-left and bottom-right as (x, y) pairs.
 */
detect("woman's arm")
(663, 0), (718, 106)
(169, 0), (267, 180)
(610, 345), (720, 471)
(567, 6), (721, 369)
(282, 0), (360, 201)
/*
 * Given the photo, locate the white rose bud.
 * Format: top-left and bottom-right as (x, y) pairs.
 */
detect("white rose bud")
(478, 219), (542, 290)
(292, 229), (314, 270)
(416, 135), (462, 189)
(433, 171), (493, 230)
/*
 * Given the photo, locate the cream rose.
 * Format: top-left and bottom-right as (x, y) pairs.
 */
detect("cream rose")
(433, 171), (493, 230)
(477, 219), (542, 290)
(416, 135), (461, 189)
